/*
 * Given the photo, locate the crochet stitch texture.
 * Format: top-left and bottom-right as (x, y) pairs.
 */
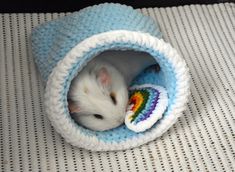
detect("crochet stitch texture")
(125, 84), (168, 132)
(31, 3), (162, 83)
(31, 3), (190, 151)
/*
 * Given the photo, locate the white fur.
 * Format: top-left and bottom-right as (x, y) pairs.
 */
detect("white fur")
(68, 58), (129, 131)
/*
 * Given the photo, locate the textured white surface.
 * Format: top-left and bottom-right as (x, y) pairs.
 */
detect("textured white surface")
(0, 3), (235, 171)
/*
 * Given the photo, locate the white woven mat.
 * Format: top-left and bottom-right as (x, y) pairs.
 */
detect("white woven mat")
(0, 3), (234, 171)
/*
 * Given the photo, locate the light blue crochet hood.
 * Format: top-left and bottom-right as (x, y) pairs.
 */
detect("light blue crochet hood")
(31, 3), (190, 151)
(32, 3), (162, 82)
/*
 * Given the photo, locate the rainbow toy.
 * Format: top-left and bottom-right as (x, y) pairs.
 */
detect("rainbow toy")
(125, 84), (168, 132)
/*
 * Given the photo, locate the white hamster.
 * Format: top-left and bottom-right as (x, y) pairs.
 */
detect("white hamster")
(68, 51), (156, 131)
(68, 58), (128, 131)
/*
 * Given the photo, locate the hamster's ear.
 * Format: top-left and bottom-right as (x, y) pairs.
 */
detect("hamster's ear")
(68, 100), (80, 113)
(97, 67), (111, 87)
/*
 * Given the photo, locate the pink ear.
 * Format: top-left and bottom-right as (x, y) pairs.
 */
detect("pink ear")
(68, 100), (80, 113)
(97, 67), (111, 87)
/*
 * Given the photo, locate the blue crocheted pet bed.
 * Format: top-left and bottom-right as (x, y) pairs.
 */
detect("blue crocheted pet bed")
(31, 3), (190, 151)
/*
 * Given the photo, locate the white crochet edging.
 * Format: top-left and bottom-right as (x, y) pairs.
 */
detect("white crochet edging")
(125, 84), (168, 133)
(45, 30), (190, 151)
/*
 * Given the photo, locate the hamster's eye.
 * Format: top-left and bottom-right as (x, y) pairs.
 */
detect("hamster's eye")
(93, 114), (104, 119)
(110, 92), (117, 105)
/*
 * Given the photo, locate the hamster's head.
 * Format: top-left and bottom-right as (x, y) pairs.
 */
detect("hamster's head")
(68, 61), (128, 131)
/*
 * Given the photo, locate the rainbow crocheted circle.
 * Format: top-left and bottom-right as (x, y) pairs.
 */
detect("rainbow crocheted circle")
(125, 84), (168, 132)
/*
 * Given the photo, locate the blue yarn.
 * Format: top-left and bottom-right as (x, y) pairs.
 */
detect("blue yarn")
(31, 3), (178, 144)
(31, 3), (162, 83)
